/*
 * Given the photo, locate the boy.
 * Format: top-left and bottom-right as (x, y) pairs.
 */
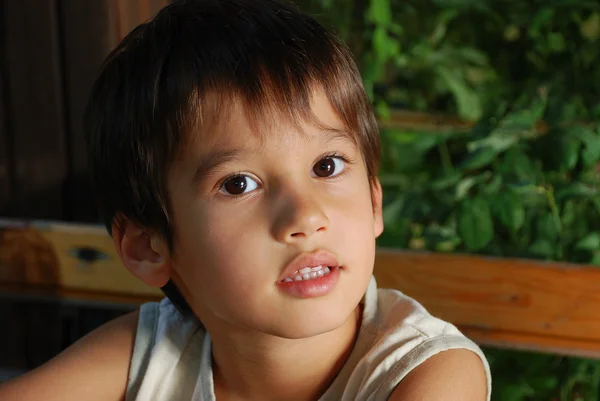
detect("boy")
(0, 0), (490, 399)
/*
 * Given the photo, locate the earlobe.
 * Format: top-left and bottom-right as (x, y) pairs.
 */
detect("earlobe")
(112, 219), (171, 288)
(371, 178), (384, 238)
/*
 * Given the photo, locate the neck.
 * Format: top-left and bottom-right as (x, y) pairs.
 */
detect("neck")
(210, 305), (362, 401)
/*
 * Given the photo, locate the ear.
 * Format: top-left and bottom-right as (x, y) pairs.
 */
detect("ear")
(371, 178), (384, 238)
(112, 218), (171, 288)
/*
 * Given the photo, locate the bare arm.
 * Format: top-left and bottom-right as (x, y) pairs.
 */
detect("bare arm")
(388, 349), (488, 401)
(0, 310), (139, 401)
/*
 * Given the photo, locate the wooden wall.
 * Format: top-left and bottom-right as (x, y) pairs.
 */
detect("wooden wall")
(0, 0), (169, 222)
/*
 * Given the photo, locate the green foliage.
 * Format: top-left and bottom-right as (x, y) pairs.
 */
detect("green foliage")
(486, 348), (600, 401)
(301, 0), (600, 398)
(375, 102), (600, 400)
(377, 98), (600, 264)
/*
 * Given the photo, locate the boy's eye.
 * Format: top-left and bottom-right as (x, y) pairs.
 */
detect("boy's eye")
(312, 157), (345, 178)
(220, 175), (259, 196)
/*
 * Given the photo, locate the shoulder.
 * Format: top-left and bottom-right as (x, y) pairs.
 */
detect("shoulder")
(347, 283), (491, 401)
(388, 348), (488, 401)
(127, 298), (206, 400)
(0, 309), (140, 401)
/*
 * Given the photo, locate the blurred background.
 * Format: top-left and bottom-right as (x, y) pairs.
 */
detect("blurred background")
(1, 0), (600, 399)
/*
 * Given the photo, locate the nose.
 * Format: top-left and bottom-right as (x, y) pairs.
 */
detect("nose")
(271, 184), (329, 244)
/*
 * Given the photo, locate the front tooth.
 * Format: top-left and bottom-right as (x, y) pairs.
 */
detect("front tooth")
(299, 267), (312, 274)
(294, 275), (303, 281)
(302, 273), (311, 280)
(317, 270), (324, 277)
(311, 266), (323, 272)
(310, 272), (318, 278)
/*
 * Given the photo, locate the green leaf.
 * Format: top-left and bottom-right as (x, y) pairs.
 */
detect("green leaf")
(500, 95), (547, 129)
(383, 195), (405, 225)
(373, 26), (389, 62)
(575, 233), (600, 251)
(458, 196), (494, 251)
(430, 172), (462, 191)
(529, 8), (554, 37)
(536, 213), (560, 241)
(581, 12), (600, 41)
(577, 127), (600, 166)
(591, 252), (600, 266)
(504, 25), (521, 42)
(556, 183), (598, 201)
(436, 66), (482, 121)
(593, 197), (600, 215)
(563, 125), (600, 166)
(500, 148), (539, 182)
(468, 132), (519, 153)
(460, 147), (498, 171)
(434, 238), (462, 252)
(561, 200), (577, 226)
(455, 176), (476, 200)
(548, 33), (566, 53)
(558, 139), (582, 171)
(367, 0), (391, 25)
(491, 190), (525, 232)
(528, 239), (555, 259)
(482, 174), (503, 196)
(375, 100), (391, 119)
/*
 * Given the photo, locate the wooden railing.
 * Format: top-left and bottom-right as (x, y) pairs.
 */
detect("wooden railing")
(1, 219), (600, 359)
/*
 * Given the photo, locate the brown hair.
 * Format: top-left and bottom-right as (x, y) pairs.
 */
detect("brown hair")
(85, 0), (380, 253)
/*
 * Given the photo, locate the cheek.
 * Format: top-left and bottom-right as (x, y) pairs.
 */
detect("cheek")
(328, 176), (377, 249)
(173, 200), (271, 295)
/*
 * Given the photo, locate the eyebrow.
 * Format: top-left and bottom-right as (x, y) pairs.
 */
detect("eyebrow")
(191, 129), (356, 184)
(191, 149), (242, 185)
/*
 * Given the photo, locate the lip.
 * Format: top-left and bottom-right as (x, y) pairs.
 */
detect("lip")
(278, 250), (341, 282)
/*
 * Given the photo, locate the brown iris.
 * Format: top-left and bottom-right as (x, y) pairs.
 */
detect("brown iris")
(313, 158), (336, 177)
(223, 176), (247, 195)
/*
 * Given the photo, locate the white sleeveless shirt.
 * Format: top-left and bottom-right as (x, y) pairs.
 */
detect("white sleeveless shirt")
(126, 277), (491, 400)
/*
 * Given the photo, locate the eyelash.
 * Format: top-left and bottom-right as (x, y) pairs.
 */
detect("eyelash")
(217, 152), (354, 196)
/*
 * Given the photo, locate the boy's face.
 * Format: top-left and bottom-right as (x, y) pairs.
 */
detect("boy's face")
(166, 89), (383, 339)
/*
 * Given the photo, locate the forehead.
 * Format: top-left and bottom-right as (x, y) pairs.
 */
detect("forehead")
(184, 89), (354, 155)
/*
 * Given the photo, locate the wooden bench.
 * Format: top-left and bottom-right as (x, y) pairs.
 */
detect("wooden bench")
(1, 219), (599, 359)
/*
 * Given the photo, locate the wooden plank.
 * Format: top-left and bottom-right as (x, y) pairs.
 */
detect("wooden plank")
(374, 249), (600, 358)
(0, 283), (162, 307)
(3, 0), (67, 219)
(0, 220), (162, 297)
(461, 327), (600, 360)
(380, 110), (554, 135)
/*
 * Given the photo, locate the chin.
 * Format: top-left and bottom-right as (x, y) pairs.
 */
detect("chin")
(265, 299), (359, 340)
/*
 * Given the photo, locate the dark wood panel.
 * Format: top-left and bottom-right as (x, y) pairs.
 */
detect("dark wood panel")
(59, 0), (170, 222)
(112, 0), (170, 40)
(0, 3), (11, 216)
(59, 0), (114, 222)
(0, 301), (28, 369)
(3, 0), (67, 219)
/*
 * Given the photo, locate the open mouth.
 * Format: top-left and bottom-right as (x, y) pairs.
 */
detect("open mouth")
(280, 265), (340, 283)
